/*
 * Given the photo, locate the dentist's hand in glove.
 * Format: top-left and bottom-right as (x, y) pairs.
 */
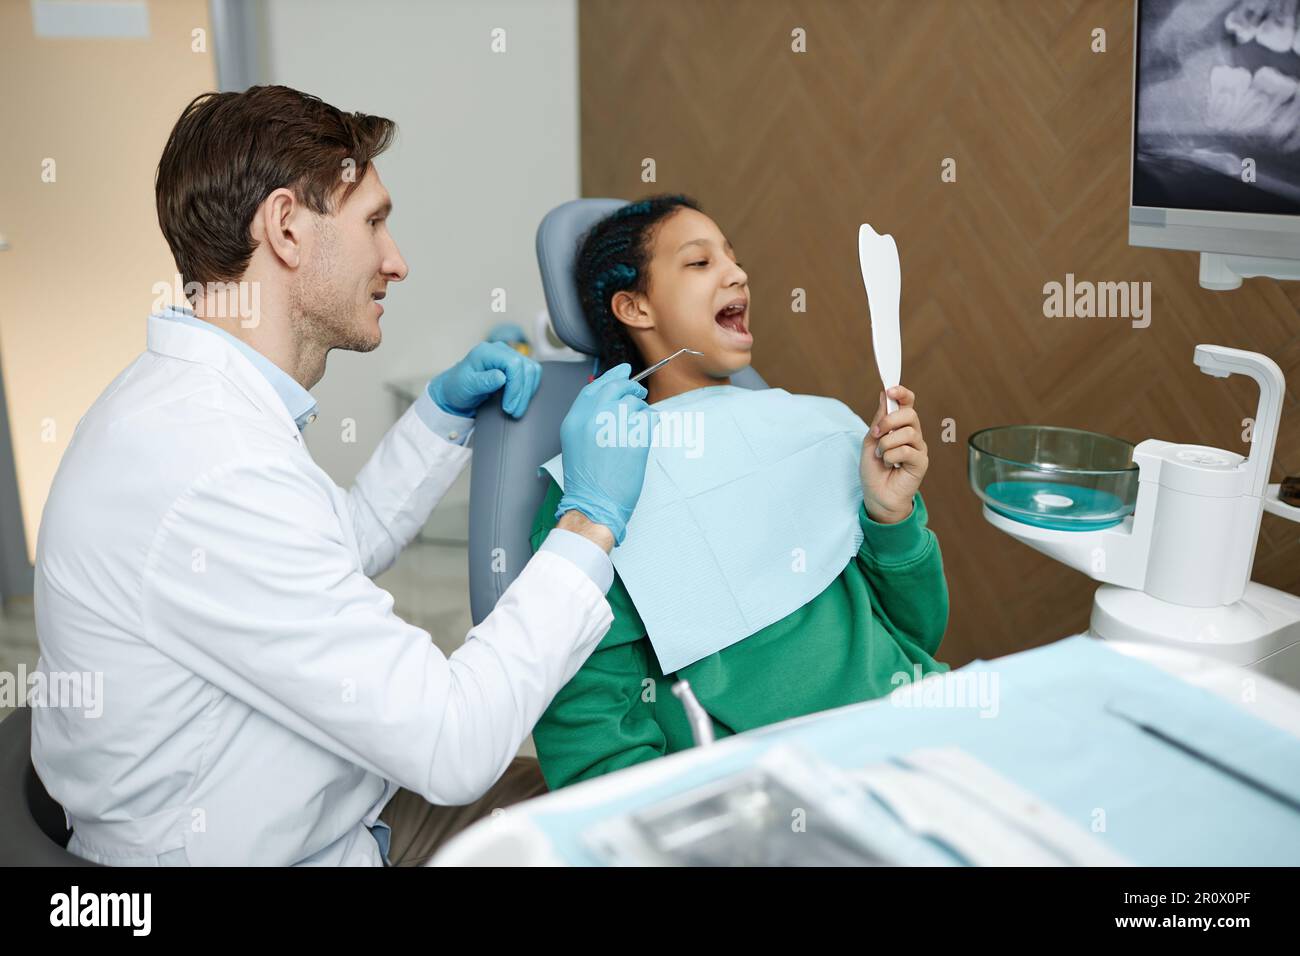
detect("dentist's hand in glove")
(430, 341), (542, 418)
(555, 363), (656, 552)
(861, 384), (929, 524)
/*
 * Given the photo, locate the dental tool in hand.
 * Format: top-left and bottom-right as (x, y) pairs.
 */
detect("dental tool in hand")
(630, 348), (704, 384)
(859, 223), (902, 467)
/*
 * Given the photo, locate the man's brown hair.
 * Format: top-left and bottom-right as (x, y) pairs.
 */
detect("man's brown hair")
(156, 85), (395, 288)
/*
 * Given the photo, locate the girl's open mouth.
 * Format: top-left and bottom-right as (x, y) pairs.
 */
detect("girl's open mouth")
(714, 302), (752, 343)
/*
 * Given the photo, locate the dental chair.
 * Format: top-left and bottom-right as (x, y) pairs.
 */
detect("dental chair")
(0, 708), (99, 865)
(468, 198), (768, 623)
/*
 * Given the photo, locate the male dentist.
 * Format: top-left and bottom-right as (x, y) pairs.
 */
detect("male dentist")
(31, 85), (652, 866)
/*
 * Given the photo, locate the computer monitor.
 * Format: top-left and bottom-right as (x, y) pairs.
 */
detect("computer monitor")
(1129, 0), (1300, 288)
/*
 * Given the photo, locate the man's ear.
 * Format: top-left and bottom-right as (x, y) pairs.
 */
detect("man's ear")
(253, 187), (304, 270)
(610, 289), (653, 330)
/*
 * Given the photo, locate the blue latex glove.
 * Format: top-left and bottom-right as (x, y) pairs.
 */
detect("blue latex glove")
(556, 364), (656, 546)
(429, 341), (542, 418)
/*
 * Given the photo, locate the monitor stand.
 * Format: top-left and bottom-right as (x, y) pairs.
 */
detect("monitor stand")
(1200, 252), (1300, 290)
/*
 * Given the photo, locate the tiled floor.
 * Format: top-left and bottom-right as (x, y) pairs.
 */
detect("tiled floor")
(0, 540), (536, 756)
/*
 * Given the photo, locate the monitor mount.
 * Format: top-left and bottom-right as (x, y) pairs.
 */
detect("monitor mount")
(1199, 252), (1300, 290)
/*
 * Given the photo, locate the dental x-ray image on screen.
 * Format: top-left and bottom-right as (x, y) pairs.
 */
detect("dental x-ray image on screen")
(1134, 0), (1300, 215)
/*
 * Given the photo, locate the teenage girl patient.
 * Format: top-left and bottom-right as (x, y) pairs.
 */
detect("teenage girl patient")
(530, 195), (949, 788)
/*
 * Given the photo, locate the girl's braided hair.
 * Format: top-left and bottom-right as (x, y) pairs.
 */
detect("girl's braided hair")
(574, 194), (701, 377)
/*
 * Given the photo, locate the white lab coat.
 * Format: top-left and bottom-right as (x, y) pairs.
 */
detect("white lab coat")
(31, 315), (613, 865)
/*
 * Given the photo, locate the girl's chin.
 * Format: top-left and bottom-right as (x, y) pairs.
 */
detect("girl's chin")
(654, 338), (752, 377)
(701, 354), (754, 377)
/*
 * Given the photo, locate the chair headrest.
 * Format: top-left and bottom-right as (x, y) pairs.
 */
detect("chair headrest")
(535, 198), (628, 356)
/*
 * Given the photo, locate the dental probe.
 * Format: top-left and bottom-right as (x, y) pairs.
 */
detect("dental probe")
(630, 348), (704, 384)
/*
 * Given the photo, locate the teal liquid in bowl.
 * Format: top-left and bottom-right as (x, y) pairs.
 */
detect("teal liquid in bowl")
(984, 479), (1129, 531)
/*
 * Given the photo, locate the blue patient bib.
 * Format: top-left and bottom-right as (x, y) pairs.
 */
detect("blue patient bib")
(541, 385), (869, 673)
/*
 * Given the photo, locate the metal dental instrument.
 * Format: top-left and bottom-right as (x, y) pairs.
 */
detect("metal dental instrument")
(672, 680), (715, 747)
(630, 348), (703, 384)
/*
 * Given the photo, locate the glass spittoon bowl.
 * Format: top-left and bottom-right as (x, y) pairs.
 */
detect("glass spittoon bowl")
(967, 425), (1140, 532)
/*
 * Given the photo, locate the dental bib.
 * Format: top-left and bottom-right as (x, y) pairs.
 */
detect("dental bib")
(541, 385), (869, 673)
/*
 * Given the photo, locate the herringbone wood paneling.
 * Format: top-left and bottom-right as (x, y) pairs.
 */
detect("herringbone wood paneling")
(579, 0), (1300, 666)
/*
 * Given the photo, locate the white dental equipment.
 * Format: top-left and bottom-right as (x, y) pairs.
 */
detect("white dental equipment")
(973, 344), (1300, 689)
(885, 746), (1129, 867)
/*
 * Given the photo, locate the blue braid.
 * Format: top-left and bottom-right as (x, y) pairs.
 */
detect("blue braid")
(592, 263), (637, 295)
(574, 193), (701, 376)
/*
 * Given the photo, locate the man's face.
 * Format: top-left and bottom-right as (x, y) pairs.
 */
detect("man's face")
(291, 166), (407, 353)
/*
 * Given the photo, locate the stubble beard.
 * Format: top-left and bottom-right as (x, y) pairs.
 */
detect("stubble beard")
(290, 216), (380, 380)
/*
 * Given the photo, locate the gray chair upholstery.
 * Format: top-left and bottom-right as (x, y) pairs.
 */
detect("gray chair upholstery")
(0, 708), (99, 865)
(468, 198), (767, 623)
(534, 197), (627, 357)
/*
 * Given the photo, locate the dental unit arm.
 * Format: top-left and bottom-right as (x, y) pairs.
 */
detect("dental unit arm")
(983, 345), (1300, 682)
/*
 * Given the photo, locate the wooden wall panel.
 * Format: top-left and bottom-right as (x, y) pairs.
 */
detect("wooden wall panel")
(578, 0), (1300, 666)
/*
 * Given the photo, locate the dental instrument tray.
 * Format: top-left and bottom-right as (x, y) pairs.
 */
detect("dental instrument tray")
(967, 425), (1140, 531)
(580, 746), (953, 866)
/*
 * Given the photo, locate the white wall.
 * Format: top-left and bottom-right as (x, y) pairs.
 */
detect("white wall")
(264, 0), (580, 503)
